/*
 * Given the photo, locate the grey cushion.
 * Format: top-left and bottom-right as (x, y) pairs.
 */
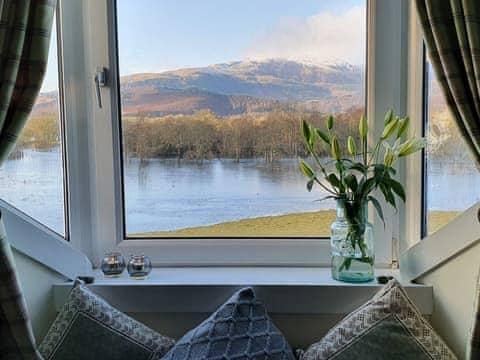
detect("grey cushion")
(39, 284), (175, 360)
(301, 279), (457, 360)
(162, 287), (295, 359)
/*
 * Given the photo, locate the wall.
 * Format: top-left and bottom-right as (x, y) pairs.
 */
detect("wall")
(12, 249), (67, 343)
(418, 241), (480, 359)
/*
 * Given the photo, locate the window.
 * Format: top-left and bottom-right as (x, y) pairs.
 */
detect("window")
(423, 57), (480, 236)
(115, 0), (367, 238)
(0, 16), (66, 236)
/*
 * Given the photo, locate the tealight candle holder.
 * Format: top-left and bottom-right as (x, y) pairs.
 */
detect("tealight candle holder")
(127, 254), (152, 279)
(101, 252), (126, 277)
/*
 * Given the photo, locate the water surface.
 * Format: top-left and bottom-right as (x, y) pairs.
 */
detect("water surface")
(0, 149), (479, 235)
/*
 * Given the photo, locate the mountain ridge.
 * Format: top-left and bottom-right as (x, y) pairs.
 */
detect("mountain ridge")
(34, 58), (366, 117)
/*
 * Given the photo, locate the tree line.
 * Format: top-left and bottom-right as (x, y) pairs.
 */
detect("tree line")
(14, 106), (470, 164)
(122, 108), (364, 162)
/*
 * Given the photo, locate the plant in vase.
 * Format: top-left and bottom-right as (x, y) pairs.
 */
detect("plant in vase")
(299, 110), (426, 282)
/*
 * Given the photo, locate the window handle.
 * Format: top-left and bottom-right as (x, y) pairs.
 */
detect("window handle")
(94, 67), (107, 108)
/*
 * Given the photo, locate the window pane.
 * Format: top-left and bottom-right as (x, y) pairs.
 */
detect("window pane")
(424, 59), (480, 236)
(0, 17), (66, 235)
(117, 0), (367, 237)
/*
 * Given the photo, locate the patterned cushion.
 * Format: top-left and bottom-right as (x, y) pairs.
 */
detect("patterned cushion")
(301, 279), (457, 360)
(39, 283), (175, 360)
(162, 287), (296, 360)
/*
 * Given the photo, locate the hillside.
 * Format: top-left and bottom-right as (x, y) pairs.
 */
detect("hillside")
(33, 58), (366, 117)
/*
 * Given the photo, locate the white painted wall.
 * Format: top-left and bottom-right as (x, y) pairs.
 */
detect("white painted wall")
(12, 250), (67, 343)
(418, 242), (480, 359)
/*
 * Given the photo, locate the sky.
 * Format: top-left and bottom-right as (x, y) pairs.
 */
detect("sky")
(41, 0), (366, 92)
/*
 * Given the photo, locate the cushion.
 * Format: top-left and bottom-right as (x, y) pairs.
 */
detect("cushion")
(38, 283), (175, 360)
(162, 287), (296, 360)
(301, 279), (457, 360)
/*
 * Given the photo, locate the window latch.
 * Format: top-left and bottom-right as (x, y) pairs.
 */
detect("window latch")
(94, 67), (107, 108)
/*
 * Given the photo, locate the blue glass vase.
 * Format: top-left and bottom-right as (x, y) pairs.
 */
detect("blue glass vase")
(331, 199), (374, 282)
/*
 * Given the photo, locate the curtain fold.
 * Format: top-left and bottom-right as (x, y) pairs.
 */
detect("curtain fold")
(469, 268), (480, 360)
(0, 1), (56, 359)
(415, 0), (480, 167)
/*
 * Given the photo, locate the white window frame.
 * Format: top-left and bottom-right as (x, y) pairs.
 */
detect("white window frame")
(57, 0), (412, 268)
(403, 0), (425, 251)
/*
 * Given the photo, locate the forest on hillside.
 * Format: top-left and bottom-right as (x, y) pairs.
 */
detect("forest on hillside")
(15, 105), (471, 163)
(122, 108), (363, 162)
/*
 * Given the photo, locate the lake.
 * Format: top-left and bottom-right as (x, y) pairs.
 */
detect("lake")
(0, 148), (479, 235)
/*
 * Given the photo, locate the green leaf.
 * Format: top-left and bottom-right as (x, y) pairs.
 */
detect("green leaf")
(344, 174), (358, 192)
(397, 116), (410, 138)
(306, 179), (314, 192)
(299, 160), (315, 179)
(347, 163), (366, 173)
(315, 128), (331, 145)
(381, 117), (400, 139)
(373, 164), (388, 183)
(384, 109), (394, 125)
(335, 161), (344, 174)
(347, 136), (356, 156)
(331, 136), (341, 160)
(301, 120), (311, 145)
(387, 178), (406, 202)
(314, 195), (337, 202)
(326, 173), (342, 189)
(380, 182), (396, 209)
(368, 196), (385, 226)
(359, 115), (368, 138)
(358, 177), (376, 197)
(398, 137), (427, 156)
(387, 166), (397, 175)
(327, 115), (334, 130)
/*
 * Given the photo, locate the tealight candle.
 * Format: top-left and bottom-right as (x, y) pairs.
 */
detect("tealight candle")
(101, 252), (126, 277)
(127, 254), (152, 279)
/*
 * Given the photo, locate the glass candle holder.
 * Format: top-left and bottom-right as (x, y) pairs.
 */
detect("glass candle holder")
(127, 255), (152, 279)
(101, 252), (126, 277)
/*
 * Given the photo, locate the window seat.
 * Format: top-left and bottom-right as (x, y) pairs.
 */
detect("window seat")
(53, 267), (432, 315)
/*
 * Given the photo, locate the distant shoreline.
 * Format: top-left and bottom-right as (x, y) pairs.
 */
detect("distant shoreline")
(131, 210), (460, 238)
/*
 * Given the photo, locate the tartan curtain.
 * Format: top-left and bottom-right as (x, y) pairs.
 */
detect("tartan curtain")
(469, 268), (480, 360)
(415, 0), (480, 167)
(415, 2), (480, 358)
(0, 1), (56, 359)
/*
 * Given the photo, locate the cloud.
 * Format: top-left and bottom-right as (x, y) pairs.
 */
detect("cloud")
(245, 7), (366, 66)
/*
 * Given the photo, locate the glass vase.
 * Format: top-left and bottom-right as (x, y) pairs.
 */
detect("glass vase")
(331, 199), (374, 282)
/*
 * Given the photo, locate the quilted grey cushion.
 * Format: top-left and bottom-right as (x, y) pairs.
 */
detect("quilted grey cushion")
(162, 287), (295, 359)
(301, 279), (457, 360)
(39, 284), (175, 360)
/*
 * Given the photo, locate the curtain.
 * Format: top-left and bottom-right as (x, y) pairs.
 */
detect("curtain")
(0, 1), (56, 359)
(415, 0), (480, 167)
(468, 267), (480, 360)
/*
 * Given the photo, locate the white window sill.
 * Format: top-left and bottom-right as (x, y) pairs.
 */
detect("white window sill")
(53, 267), (432, 315)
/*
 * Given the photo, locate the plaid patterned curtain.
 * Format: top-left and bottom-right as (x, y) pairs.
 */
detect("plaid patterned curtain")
(415, 0), (480, 167)
(0, 1), (56, 359)
(415, 2), (480, 358)
(468, 269), (480, 360)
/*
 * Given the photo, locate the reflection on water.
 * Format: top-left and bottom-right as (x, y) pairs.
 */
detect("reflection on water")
(123, 157), (335, 233)
(427, 160), (480, 212)
(0, 149), (65, 234)
(0, 150), (479, 235)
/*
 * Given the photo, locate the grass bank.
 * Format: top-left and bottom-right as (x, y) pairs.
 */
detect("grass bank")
(133, 210), (460, 238)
